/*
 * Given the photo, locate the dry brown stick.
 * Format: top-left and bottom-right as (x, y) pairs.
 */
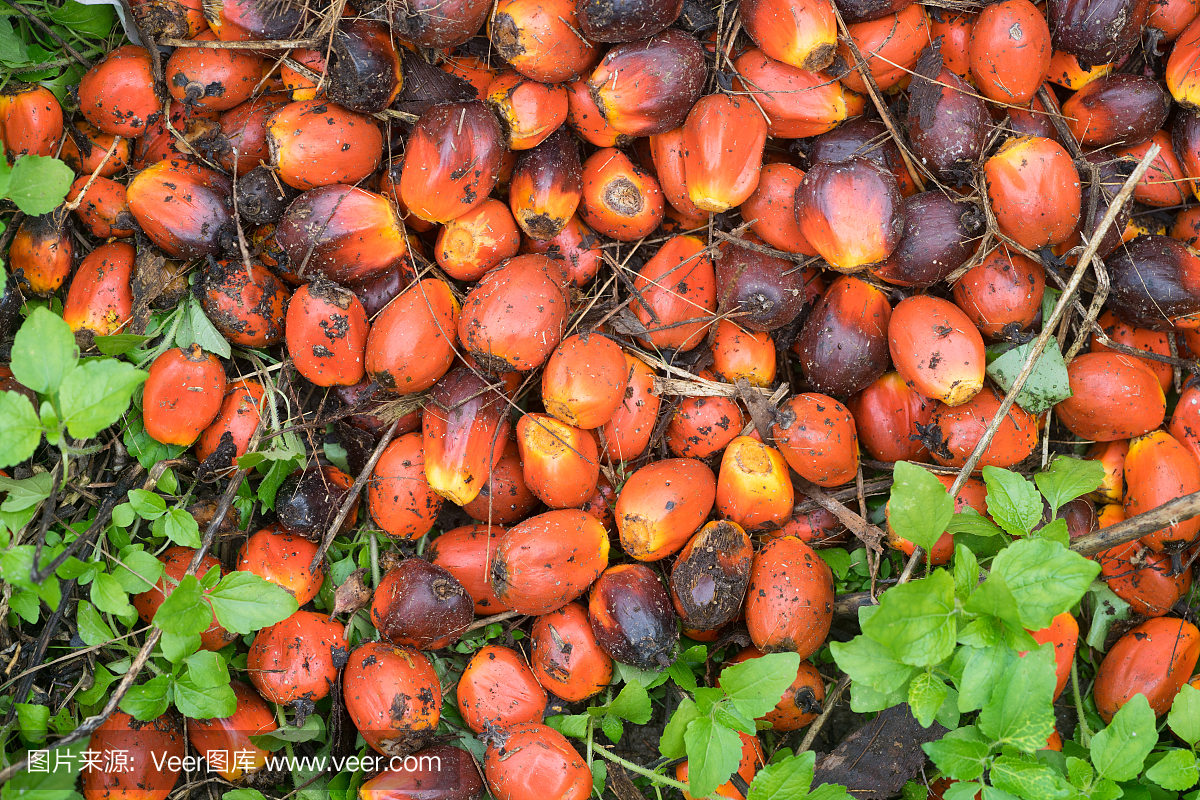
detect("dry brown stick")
(794, 477), (894, 513)
(0, 466), (249, 785)
(793, 474), (886, 553)
(159, 37), (318, 48)
(465, 610), (522, 632)
(798, 673), (852, 752)
(1070, 490), (1200, 557)
(310, 417), (402, 573)
(896, 142), (1162, 586)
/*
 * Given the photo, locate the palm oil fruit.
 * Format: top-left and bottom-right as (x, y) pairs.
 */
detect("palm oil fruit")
(716, 438), (795, 533)
(1093, 618), (1200, 721)
(423, 367), (512, 506)
(78, 45), (161, 136)
(365, 278), (459, 395)
(490, 509), (611, 614)
(483, 723), (592, 800)
(457, 645), (547, 733)
(587, 29), (707, 137)
(772, 394), (860, 487)
(745, 536), (833, 657)
(368, 432), (443, 541)
(372, 559), (474, 650)
(516, 413), (600, 508)
(969, 0), (1051, 104)
(588, 563), (680, 669)
(579, 147), (665, 241)
(984, 135), (1081, 250)
(427, 524), (511, 613)
(541, 333), (629, 429)
(142, 345), (227, 446)
(616, 458), (717, 560)
(343, 641), (441, 756)
(888, 295), (986, 407)
(681, 93), (767, 212)
(669, 519), (754, 630)
(286, 280), (368, 387)
(62, 241), (135, 336)
(1054, 353), (1167, 441)
(795, 157), (906, 273)
(530, 602), (613, 701)
(1124, 430), (1200, 551)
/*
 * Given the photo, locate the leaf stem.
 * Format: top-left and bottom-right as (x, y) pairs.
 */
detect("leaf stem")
(1071, 659), (1091, 746)
(590, 746), (692, 792)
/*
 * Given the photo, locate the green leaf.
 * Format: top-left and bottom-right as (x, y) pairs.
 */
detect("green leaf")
(989, 537), (1100, 630)
(12, 312), (76, 390)
(1, 740), (89, 800)
(908, 672), (949, 728)
(831, 635), (917, 694)
(1085, 582), (1131, 652)
(175, 653), (236, 719)
(1147, 749), (1199, 791)
(1033, 518), (1070, 547)
(986, 338), (1072, 414)
(964, 574), (1024, 634)
(600, 713), (623, 743)
(818, 547), (852, 580)
(0, 392), (42, 469)
(1168, 683), (1200, 747)
(0, 17), (28, 69)
(112, 547), (165, 594)
(6, 156), (75, 215)
(660, 698), (700, 759)
(90, 571), (134, 617)
(47, 0), (115, 36)
(954, 544), (979, 601)
(982, 466), (1043, 538)
(152, 508), (201, 548)
(976, 644), (1056, 752)
(251, 716), (325, 750)
(546, 714), (591, 739)
(943, 782), (985, 800)
(59, 359), (148, 439)
(1035, 457), (1105, 517)
(160, 631), (201, 664)
(223, 791), (268, 800)
(989, 755), (1070, 799)
(208, 571), (299, 634)
(945, 507), (1006, 539)
(923, 726), (992, 782)
(713, 703), (756, 735)
(152, 575), (212, 636)
(128, 489), (167, 519)
(721, 652), (802, 719)
(1065, 756), (1093, 789)
(952, 644), (1018, 713)
(77, 600), (115, 646)
(747, 751), (815, 800)
(120, 674), (173, 720)
(683, 717), (745, 800)
(0, 473), (54, 512)
(808, 787), (852, 800)
(16, 703), (50, 744)
(888, 461), (955, 553)
(176, 294), (232, 359)
(609, 680), (652, 724)
(94, 334), (153, 357)
(1091, 693), (1157, 781)
(861, 569), (957, 667)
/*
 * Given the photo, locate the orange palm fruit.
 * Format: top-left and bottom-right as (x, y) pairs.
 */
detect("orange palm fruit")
(632, 235), (717, 351)
(517, 414), (600, 508)
(888, 295), (986, 406)
(717, 437), (795, 532)
(711, 320), (776, 388)
(142, 345), (227, 446)
(738, 0), (837, 70)
(62, 241), (134, 337)
(486, 71), (569, 150)
(579, 147), (664, 241)
(1124, 430), (1200, 551)
(969, 0), (1051, 104)
(508, 129), (583, 241)
(984, 135), (1081, 250)
(681, 94), (767, 213)
(599, 352), (661, 462)
(424, 368), (512, 506)
(541, 333), (629, 429)
(616, 459), (717, 560)
(733, 48), (858, 139)
(437, 198), (522, 282)
(400, 101), (507, 224)
(773, 393), (859, 486)
(795, 158), (905, 273)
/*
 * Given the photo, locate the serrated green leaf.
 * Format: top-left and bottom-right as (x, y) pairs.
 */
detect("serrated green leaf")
(989, 755), (1070, 799)
(59, 359), (148, 439)
(47, 0), (115, 36)
(1091, 693), (1157, 781)
(120, 674), (173, 720)
(908, 672), (949, 728)
(1035, 457), (1105, 517)
(176, 294), (232, 359)
(659, 698), (699, 759)
(954, 544), (979, 601)
(1147, 749), (1199, 791)
(152, 508), (201, 548)
(174, 675), (236, 720)
(861, 569), (957, 667)
(94, 334), (153, 357)
(128, 489), (167, 519)
(952, 644), (1018, 713)
(152, 575), (212, 636)
(888, 461), (955, 553)
(609, 680), (652, 724)
(923, 726), (992, 781)
(0, 391), (42, 469)
(600, 713), (623, 743)
(112, 547), (165, 594)
(7, 156), (74, 216)
(983, 466), (1043, 538)
(90, 571), (134, 617)
(546, 714), (591, 739)
(77, 600), (115, 646)
(964, 574), (1024, 634)
(946, 507), (1006, 539)
(747, 751), (815, 800)
(207, 571), (298, 634)
(831, 635), (917, 694)
(1169, 683), (1200, 746)
(1033, 518), (1070, 547)
(160, 631), (201, 664)
(943, 782), (985, 800)
(976, 644), (1056, 752)
(989, 537), (1100, 630)
(721, 652), (802, 719)
(1065, 756), (1092, 789)
(684, 718), (744, 800)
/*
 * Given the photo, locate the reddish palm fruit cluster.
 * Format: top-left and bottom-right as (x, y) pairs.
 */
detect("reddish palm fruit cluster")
(9, 0), (1200, 795)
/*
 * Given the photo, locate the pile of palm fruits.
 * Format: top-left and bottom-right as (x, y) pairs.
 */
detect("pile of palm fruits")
(6, 0), (1200, 795)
